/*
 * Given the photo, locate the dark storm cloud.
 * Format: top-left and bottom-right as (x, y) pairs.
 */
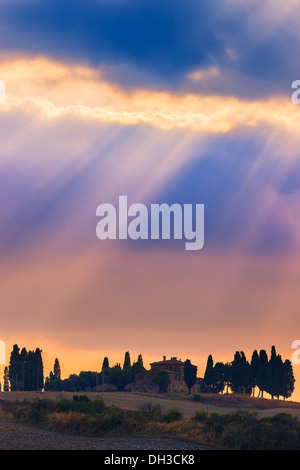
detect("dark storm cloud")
(0, 0), (224, 78)
(0, 0), (299, 96)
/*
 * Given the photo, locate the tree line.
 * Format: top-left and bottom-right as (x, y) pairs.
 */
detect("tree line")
(203, 346), (295, 399)
(2, 344), (295, 400)
(45, 352), (198, 394)
(44, 351), (145, 392)
(1, 346), (144, 392)
(4, 344), (44, 391)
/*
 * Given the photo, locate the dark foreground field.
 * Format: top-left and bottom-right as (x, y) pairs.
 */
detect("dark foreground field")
(3, 390), (300, 418)
(1, 391), (300, 450)
(0, 416), (210, 450)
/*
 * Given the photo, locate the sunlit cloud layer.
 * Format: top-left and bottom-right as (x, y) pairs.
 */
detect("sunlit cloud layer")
(1, 55), (300, 258)
(0, 56), (298, 134)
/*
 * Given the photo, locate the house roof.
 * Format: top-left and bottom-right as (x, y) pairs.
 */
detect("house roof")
(150, 356), (184, 366)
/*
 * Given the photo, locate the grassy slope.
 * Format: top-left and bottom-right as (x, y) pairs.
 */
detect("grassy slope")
(2, 392), (300, 449)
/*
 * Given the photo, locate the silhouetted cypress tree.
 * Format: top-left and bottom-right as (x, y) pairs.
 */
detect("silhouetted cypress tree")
(123, 351), (131, 370)
(277, 361), (285, 398)
(34, 348), (44, 390)
(231, 351), (242, 393)
(224, 362), (232, 394)
(268, 346), (279, 399)
(136, 354), (144, 369)
(20, 348), (27, 391)
(257, 350), (269, 398)
(54, 358), (61, 380)
(240, 352), (252, 395)
(282, 360), (295, 399)
(3, 366), (9, 392)
(27, 350), (35, 390)
(9, 344), (21, 391)
(102, 357), (109, 369)
(131, 354), (145, 378)
(250, 350), (260, 396)
(203, 355), (214, 392)
(184, 359), (197, 394)
(230, 351), (251, 395)
(212, 362), (226, 394)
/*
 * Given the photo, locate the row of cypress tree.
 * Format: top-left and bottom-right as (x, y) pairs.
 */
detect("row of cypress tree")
(3, 344), (296, 399)
(44, 351), (144, 391)
(8, 344), (44, 391)
(203, 346), (295, 399)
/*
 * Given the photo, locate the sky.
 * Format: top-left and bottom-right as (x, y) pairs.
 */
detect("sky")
(0, 0), (300, 399)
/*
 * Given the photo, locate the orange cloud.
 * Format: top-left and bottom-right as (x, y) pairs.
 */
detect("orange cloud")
(0, 55), (299, 134)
